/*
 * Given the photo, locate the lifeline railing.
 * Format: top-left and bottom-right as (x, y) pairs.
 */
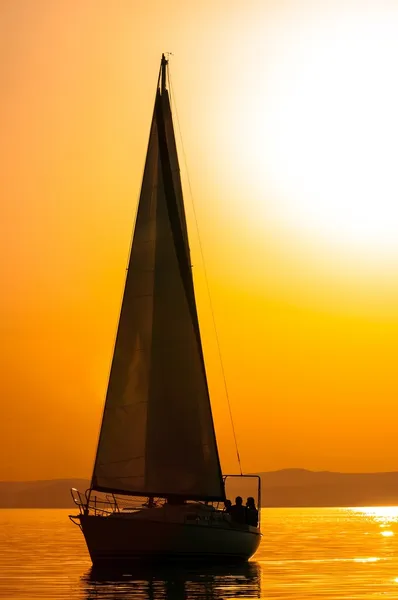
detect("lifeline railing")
(70, 474), (261, 526)
(70, 488), (166, 517)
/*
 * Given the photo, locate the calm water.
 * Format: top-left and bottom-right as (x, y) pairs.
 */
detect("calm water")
(0, 507), (398, 599)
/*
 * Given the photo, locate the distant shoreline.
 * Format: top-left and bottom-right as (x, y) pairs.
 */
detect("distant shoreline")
(1, 470), (398, 508)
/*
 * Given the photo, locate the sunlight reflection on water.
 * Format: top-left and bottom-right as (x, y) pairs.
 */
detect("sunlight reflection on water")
(0, 508), (397, 599)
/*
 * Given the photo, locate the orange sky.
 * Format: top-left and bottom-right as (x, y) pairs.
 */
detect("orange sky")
(2, 0), (398, 480)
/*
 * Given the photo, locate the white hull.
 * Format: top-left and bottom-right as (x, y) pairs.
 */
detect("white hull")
(78, 504), (261, 564)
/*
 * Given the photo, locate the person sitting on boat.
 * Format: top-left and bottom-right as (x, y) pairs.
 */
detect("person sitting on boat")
(229, 496), (247, 524)
(224, 499), (232, 513)
(245, 497), (258, 527)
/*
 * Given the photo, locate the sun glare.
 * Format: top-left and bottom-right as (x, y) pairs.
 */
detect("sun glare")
(226, 6), (398, 260)
(350, 506), (398, 522)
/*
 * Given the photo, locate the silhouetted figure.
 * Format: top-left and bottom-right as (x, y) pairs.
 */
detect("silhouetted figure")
(246, 496), (258, 527)
(230, 496), (247, 524)
(224, 499), (232, 513)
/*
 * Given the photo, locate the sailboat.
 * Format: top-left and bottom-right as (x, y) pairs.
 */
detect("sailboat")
(69, 54), (261, 564)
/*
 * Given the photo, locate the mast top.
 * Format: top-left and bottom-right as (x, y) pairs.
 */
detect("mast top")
(160, 53), (168, 94)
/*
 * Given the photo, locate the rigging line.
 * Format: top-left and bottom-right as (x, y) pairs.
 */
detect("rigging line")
(168, 66), (243, 476)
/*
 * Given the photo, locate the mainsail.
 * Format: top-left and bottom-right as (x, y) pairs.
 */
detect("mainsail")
(91, 55), (225, 501)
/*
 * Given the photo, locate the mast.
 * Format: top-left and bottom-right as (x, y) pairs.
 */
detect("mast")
(160, 53), (167, 95)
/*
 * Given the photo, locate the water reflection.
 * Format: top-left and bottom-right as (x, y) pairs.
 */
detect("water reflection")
(2, 508), (398, 599)
(82, 561), (260, 600)
(350, 507), (398, 523)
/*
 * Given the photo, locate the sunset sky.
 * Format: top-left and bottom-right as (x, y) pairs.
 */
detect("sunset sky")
(2, 0), (398, 481)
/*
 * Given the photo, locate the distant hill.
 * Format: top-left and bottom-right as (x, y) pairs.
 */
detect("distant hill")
(1, 470), (398, 508)
(223, 469), (398, 507)
(0, 479), (90, 508)
(257, 469), (398, 507)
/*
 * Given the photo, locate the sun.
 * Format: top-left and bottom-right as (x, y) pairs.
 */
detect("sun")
(221, 5), (398, 261)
